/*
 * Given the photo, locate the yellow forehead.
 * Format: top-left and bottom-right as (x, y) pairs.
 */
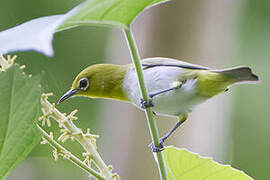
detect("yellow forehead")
(71, 64), (127, 90)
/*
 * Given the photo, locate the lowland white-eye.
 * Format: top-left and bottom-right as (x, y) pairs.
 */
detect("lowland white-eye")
(59, 57), (259, 151)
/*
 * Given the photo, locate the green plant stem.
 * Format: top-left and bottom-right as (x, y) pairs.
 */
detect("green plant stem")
(124, 28), (168, 180)
(37, 125), (105, 180)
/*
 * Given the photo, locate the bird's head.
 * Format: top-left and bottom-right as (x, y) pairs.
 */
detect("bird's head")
(58, 64), (128, 104)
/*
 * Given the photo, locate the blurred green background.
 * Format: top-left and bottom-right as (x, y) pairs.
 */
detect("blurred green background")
(0, 0), (269, 179)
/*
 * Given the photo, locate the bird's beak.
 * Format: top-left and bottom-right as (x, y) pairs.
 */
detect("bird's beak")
(58, 89), (78, 104)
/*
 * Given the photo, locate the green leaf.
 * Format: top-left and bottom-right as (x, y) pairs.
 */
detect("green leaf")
(59, 0), (171, 31)
(0, 0), (170, 55)
(0, 12), (79, 56)
(0, 66), (43, 179)
(163, 146), (253, 180)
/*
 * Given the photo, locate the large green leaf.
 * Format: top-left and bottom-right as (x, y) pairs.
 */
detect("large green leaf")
(0, 66), (43, 179)
(0, 0), (170, 56)
(163, 146), (252, 180)
(58, 0), (171, 31)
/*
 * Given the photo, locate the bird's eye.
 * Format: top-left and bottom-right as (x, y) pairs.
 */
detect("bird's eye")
(78, 78), (89, 91)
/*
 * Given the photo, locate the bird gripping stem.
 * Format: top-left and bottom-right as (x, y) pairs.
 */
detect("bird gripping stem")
(124, 28), (168, 180)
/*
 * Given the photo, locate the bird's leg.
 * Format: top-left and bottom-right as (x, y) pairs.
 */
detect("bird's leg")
(149, 113), (188, 152)
(140, 82), (182, 109)
(149, 81), (182, 99)
(140, 98), (154, 109)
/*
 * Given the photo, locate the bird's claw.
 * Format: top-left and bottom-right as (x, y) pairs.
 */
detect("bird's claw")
(140, 98), (154, 109)
(149, 139), (164, 152)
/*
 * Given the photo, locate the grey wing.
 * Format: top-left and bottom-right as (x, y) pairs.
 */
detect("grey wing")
(141, 57), (210, 70)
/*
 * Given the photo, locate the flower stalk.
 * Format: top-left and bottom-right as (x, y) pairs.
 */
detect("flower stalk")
(37, 124), (105, 180)
(124, 28), (168, 180)
(39, 93), (119, 180)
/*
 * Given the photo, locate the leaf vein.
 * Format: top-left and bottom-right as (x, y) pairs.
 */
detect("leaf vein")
(0, 69), (15, 156)
(99, 0), (123, 20)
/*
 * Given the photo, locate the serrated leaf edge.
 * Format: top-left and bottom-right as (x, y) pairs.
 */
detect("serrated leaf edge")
(164, 146), (254, 180)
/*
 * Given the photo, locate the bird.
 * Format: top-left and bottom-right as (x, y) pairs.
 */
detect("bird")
(58, 57), (259, 152)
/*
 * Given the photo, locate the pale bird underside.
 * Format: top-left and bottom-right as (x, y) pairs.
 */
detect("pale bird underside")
(123, 57), (258, 117)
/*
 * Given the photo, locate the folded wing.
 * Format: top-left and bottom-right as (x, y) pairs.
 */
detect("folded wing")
(141, 57), (210, 70)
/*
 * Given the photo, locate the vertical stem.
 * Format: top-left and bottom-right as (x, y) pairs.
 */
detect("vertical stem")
(124, 28), (168, 180)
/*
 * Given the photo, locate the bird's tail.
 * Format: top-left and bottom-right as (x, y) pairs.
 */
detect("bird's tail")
(212, 66), (259, 83)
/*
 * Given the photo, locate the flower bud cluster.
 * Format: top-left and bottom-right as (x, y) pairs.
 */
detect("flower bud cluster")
(0, 54), (16, 71)
(39, 93), (119, 179)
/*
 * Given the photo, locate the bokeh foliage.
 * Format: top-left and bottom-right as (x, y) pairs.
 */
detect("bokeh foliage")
(231, 0), (270, 179)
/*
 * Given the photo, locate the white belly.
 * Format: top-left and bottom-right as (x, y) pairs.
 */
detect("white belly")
(123, 67), (208, 117)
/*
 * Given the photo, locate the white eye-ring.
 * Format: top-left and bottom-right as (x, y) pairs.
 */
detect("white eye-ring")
(78, 77), (89, 91)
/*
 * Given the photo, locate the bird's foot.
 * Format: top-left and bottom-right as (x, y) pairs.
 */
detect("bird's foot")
(149, 139), (164, 152)
(140, 98), (154, 109)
